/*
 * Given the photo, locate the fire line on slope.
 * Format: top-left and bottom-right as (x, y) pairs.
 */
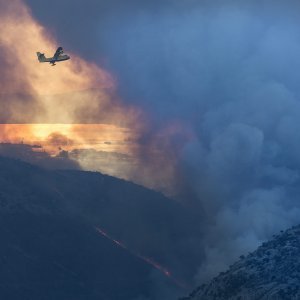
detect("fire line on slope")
(95, 227), (188, 289)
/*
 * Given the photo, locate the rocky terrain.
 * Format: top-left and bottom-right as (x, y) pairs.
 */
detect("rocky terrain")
(181, 225), (300, 300)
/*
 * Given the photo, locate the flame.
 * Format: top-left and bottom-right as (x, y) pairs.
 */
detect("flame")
(95, 227), (188, 289)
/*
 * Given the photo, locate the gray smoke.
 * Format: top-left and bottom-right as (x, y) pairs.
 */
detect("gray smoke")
(25, 0), (300, 288)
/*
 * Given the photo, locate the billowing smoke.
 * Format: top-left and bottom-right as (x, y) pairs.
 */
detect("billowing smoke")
(11, 0), (300, 291)
(0, 0), (147, 182)
(0, 0), (140, 125)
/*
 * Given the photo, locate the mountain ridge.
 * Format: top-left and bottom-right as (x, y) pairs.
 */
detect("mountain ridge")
(0, 155), (200, 299)
(181, 225), (300, 300)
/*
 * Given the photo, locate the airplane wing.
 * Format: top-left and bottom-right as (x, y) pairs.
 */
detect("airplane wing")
(53, 47), (64, 59)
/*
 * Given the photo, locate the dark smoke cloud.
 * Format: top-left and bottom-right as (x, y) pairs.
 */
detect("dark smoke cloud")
(25, 0), (300, 292)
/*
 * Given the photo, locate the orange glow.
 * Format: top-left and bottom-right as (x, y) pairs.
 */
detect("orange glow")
(0, 124), (136, 154)
(0, 0), (112, 95)
(95, 227), (188, 289)
(0, 0), (140, 126)
(0, 0), (143, 173)
(0, 0), (188, 195)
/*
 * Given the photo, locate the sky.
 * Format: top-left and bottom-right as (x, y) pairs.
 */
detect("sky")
(2, 0), (300, 296)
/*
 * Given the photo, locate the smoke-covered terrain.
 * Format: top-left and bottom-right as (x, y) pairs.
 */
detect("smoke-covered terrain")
(181, 224), (300, 299)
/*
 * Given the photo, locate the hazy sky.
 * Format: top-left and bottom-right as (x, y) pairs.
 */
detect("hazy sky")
(5, 0), (300, 296)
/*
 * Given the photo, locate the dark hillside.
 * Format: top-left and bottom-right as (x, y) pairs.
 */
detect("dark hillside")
(0, 156), (201, 299)
(182, 225), (300, 300)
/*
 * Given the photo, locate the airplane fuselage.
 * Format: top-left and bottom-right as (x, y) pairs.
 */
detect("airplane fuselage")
(49, 54), (70, 65)
(37, 48), (70, 66)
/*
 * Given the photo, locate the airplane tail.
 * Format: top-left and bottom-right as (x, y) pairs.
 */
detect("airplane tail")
(36, 52), (47, 62)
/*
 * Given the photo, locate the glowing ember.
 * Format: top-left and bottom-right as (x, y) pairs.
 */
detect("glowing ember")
(95, 227), (188, 289)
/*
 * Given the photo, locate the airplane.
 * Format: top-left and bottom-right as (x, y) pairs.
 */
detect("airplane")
(36, 47), (70, 66)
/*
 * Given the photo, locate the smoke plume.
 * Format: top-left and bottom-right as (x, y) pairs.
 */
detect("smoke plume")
(9, 0), (300, 292)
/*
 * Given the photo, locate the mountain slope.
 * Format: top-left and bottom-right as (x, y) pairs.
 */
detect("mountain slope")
(0, 156), (200, 299)
(182, 225), (300, 300)
(0, 213), (152, 300)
